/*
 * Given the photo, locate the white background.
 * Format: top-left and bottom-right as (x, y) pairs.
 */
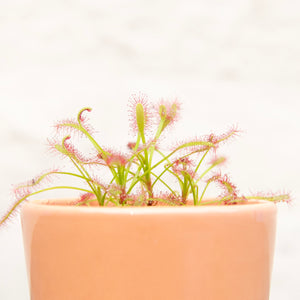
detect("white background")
(0, 1), (299, 299)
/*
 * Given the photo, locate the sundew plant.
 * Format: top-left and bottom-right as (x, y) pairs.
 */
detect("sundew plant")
(0, 94), (291, 226)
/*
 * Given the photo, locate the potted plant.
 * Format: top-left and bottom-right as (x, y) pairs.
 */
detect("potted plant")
(1, 94), (290, 300)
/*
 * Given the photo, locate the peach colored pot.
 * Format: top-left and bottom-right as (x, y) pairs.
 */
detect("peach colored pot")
(21, 199), (277, 300)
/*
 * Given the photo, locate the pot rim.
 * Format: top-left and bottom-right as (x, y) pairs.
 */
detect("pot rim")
(21, 198), (276, 215)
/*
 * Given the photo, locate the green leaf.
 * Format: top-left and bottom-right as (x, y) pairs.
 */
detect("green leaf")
(136, 103), (145, 138)
(175, 141), (215, 151)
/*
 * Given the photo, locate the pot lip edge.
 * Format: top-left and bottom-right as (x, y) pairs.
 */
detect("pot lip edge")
(21, 198), (276, 214)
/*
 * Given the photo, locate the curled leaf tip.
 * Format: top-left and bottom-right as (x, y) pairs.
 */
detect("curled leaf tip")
(78, 107), (92, 124)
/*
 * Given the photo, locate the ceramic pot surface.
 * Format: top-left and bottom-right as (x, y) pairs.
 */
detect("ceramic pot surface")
(21, 199), (277, 300)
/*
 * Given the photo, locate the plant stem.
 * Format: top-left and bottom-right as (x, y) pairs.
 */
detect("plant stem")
(194, 149), (209, 174)
(0, 186), (93, 226)
(198, 181), (211, 205)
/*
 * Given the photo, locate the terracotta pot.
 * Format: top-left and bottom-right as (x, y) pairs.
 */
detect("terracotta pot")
(21, 199), (277, 300)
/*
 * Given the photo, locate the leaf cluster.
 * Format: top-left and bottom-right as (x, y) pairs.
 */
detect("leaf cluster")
(0, 95), (291, 226)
